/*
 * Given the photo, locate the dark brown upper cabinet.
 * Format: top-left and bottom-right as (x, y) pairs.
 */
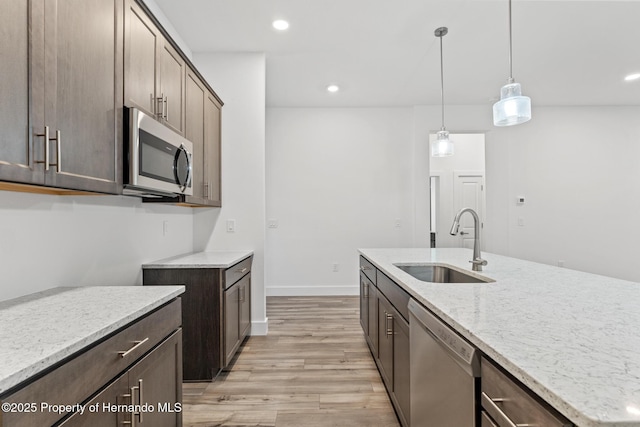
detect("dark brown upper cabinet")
(183, 67), (222, 207)
(0, 0), (123, 194)
(124, 0), (186, 136)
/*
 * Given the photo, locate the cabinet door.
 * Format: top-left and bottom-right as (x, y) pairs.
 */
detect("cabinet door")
(124, 0), (159, 117)
(185, 68), (206, 200)
(224, 283), (240, 367)
(42, 0), (122, 193)
(128, 329), (183, 427)
(392, 314), (410, 427)
(159, 40), (185, 135)
(367, 283), (378, 357)
(203, 91), (222, 205)
(239, 274), (251, 340)
(0, 0), (43, 186)
(377, 294), (394, 391)
(359, 273), (369, 336)
(58, 373), (129, 427)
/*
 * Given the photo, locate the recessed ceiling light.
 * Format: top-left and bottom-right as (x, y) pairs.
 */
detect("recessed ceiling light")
(272, 20), (289, 31)
(624, 73), (640, 82)
(327, 84), (340, 93)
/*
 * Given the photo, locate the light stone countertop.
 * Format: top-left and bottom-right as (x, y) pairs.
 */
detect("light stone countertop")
(142, 250), (253, 269)
(0, 285), (184, 395)
(359, 247), (640, 427)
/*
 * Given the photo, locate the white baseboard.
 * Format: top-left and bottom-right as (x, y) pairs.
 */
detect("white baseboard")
(266, 285), (359, 297)
(250, 318), (269, 336)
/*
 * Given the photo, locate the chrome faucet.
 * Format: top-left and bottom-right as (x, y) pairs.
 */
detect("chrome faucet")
(450, 207), (488, 272)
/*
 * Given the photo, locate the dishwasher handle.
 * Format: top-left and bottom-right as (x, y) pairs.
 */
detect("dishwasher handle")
(409, 299), (480, 377)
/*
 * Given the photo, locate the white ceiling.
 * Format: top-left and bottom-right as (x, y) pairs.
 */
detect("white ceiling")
(154, 0), (640, 107)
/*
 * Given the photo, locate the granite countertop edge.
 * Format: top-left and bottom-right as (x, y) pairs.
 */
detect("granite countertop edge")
(142, 250), (254, 269)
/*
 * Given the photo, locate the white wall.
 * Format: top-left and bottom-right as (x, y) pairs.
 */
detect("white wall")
(0, 192), (193, 301)
(485, 106), (640, 282)
(265, 108), (415, 295)
(191, 53), (268, 334)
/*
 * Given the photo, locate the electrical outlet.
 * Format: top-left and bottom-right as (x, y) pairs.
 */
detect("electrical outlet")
(267, 219), (279, 229)
(332, 263), (339, 272)
(394, 219), (401, 228)
(163, 220), (169, 236)
(226, 219), (236, 233)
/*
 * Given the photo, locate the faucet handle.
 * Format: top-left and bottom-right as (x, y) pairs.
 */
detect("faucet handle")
(470, 258), (488, 271)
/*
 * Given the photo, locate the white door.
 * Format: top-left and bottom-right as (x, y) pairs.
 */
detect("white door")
(454, 172), (484, 249)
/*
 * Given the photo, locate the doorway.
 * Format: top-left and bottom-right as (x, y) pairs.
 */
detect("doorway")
(429, 134), (486, 249)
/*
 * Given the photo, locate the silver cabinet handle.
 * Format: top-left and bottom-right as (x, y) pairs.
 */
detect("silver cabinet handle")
(35, 126), (50, 171)
(481, 392), (533, 427)
(360, 266), (371, 271)
(363, 282), (369, 298)
(383, 311), (393, 337)
(51, 130), (61, 173)
(156, 93), (165, 119)
(35, 127), (61, 173)
(138, 379), (144, 423)
(164, 95), (168, 121)
(204, 182), (209, 199)
(118, 337), (149, 358)
(237, 267), (248, 274)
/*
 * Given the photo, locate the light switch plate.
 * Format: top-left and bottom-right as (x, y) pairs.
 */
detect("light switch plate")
(226, 219), (236, 233)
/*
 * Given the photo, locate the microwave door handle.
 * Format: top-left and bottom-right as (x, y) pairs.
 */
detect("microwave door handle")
(175, 145), (192, 193)
(185, 149), (193, 190)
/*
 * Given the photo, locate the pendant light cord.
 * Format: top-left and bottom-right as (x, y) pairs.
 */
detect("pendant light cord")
(439, 34), (445, 130)
(508, 0), (514, 83)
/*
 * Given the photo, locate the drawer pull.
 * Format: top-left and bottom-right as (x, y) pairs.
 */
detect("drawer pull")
(237, 267), (248, 274)
(481, 392), (534, 427)
(118, 337), (149, 358)
(360, 266), (371, 271)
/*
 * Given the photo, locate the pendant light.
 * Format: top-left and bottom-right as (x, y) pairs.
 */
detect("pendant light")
(432, 26), (454, 157)
(492, 0), (531, 126)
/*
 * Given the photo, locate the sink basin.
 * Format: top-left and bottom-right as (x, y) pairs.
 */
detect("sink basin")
(394, 264), (493, 283)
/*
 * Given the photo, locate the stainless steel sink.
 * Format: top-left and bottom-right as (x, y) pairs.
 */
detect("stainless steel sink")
(394, 264), (493, 283)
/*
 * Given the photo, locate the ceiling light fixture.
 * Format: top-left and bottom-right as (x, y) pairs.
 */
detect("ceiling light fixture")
(327, 84), (340, 93)
(432, 26), (453, 157)
(272, 19), (289, 31)
(624, 73), (640, 82)
(493, 0), (531, 127)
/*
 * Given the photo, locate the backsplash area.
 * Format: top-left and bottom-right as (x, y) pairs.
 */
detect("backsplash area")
(0, 191), (194, 301)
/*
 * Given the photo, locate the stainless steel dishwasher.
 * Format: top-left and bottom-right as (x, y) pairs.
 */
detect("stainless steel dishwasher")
(409, 299), (480, 426)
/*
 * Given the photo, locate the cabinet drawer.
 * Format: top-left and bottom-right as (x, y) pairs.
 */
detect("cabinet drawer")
(377, 272), (410, 322)
(359, 256), (376, 285)
(1, 299), (181, 427)
(481, 357), (572, 427)
(225, 256), (252, 289)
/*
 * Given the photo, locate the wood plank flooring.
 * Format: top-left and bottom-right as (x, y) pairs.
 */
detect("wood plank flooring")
(182, 296), (400, 427)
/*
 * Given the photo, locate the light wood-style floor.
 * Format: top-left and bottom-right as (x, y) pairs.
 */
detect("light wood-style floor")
(182, 296), (400, 427)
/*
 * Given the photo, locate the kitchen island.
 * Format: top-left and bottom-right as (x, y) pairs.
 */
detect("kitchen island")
(360, 247), (640, 427)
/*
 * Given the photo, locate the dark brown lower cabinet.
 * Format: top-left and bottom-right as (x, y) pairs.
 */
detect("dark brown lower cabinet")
(224, 273), (251, 366)
(359, 272), (378, 357)
(59, 330), (183, 427)
(143, 256), (253, 381)
(360, 258), (410, 427)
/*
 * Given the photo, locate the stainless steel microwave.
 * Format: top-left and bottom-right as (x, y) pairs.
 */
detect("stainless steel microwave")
(124, 108), (193, 197)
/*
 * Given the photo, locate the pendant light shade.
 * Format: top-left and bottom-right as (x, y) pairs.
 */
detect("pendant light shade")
(432, 27), (453, 157)
(432, 130), (454, 157)
(493, 0), (531, 127)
